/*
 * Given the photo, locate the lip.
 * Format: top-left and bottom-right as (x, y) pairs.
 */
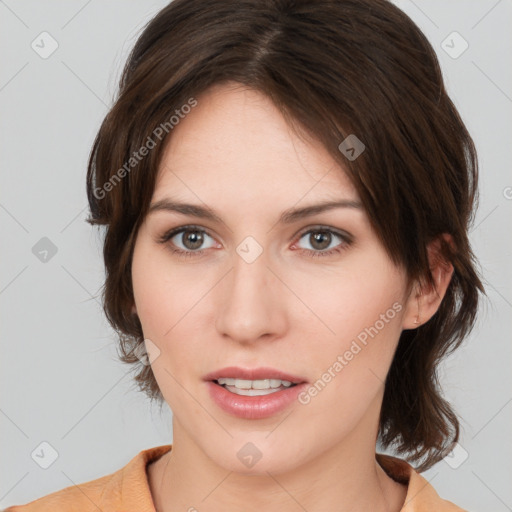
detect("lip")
(203, 366), (308, 420)
(203, 366), (307, 384)
(206, 380), (308, 419)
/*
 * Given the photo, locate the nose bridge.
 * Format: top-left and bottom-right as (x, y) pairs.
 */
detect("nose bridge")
(215, 240), (287, 343)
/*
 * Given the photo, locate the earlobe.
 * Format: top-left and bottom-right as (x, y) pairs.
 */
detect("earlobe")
(402, 284), (423, 330)
(402, 234), (454, 330)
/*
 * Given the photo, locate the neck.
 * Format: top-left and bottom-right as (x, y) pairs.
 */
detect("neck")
(149, 410), (407, 512)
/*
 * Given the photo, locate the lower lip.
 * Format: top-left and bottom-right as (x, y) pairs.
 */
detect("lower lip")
(206, 381), (308, 419)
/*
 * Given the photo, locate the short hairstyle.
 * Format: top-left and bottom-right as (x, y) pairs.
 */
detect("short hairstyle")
(86, 0), (485, 471)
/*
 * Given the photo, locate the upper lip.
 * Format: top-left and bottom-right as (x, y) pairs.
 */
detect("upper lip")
(203, 366), (307, 384)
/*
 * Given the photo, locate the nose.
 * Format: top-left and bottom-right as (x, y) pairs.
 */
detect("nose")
(214, 248), (289, 346)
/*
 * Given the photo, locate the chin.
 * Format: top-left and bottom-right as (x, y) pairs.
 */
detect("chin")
(200, 433), (310, 476)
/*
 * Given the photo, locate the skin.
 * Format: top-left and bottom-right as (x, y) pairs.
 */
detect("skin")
(131, 82), (453, 512)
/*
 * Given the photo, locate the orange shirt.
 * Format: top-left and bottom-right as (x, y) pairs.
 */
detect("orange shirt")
(3, 444), (467, 511)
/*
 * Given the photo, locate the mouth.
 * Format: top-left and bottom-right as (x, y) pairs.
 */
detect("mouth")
(212, 377), (298, 396)
(203, 366), (307, 396)
(204, 367), (308, 419)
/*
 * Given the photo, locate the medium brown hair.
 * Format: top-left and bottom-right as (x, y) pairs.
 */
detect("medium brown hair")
(86, 0), (484, 471)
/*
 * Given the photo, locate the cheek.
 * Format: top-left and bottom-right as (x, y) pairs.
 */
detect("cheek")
(291, 255), (405, 397)
(132, 242), (207, 339)
(131, 244), (202, 408)
(289, 250), (404, 344)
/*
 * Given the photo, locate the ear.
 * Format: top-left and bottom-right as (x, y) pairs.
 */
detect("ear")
(402, 234), (454, 329)
(131, 303), (137, 315)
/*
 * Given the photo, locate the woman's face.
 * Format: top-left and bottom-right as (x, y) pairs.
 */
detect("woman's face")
(131, 82), (416, 474)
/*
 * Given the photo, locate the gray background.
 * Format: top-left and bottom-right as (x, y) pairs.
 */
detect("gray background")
(1, 1), (511, 510)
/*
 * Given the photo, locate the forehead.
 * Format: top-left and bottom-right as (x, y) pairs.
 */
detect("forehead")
(153, 83), (358, 205)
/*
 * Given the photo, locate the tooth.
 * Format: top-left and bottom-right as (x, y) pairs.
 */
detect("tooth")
(252, 379), (270, 389)
(216, 378), (296, 390)
(234, 379), (252, 389)
(225, 387), (281, 396)
(217, 378), (235, 386)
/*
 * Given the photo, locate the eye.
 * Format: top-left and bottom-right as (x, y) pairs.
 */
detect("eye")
(158, 225), (217, 258)
(158, 224), (353, 260)
(292, 227), (352, 258)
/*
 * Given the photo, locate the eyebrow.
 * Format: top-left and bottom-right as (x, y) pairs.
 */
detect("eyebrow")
(148, 198), (362, 224)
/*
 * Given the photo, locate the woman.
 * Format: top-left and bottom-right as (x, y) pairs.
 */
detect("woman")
(5, 0), (484, 510)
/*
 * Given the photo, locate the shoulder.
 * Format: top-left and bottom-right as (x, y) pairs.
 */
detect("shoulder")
(376, 453), (469, 511)
(2, 445), (172, 512)
(2, 472), (114, 512)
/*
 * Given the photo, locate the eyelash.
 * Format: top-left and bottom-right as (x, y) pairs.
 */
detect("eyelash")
(157, 224), (353, 260)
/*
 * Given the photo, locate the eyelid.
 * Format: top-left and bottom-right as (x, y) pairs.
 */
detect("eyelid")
(294, 224), (353, 242)
(157, 224), (218, 245)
